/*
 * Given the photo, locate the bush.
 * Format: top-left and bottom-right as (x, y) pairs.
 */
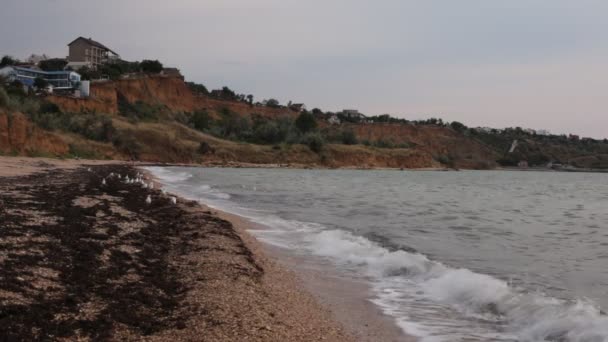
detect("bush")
(191, 110), (211, 131)
(38, 101), (61, 114)
(117, 94), (165, 122)
(252, 121), (285, 144)
(28, 112), (115, 142)
(112, 131), (140, 159)
(300, 132), (325, 153)
(197, 141), (215, 155)
(140, 59), (163, 73)
(295, 111), (317, 134)
(436, 154), (455, 167)
(374, 139), (394, 148)
(340, 129), (358, 145)
(216, 108), (251, 139)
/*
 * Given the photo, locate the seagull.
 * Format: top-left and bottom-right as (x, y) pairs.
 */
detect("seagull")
(149, 183), (154, 189)
(142, 183), (148, 189)
(146, 195), (152, 205)
(161, 189), (166, 195)
(101, 178), (106, 186)
(170, 196), (177, 205)
(87, 167), (92, 172)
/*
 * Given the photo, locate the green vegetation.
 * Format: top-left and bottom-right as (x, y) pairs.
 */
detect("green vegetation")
(299, 132), (325, 153)
(28, 110), (116, 143)
(117, 93), (167, 122)
(39, 58), (68, 71)
(295, 111), (317, 134)
(140, 59), (163, 73)
(186, 82), (209, 95)
(0, 56), (19, 67)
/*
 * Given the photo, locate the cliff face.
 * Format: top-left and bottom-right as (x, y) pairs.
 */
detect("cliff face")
(0, 112), (69, 156)
(352, 123), (499, 168)
(39, 75), (498, 168)
(48, 76), (297, 118)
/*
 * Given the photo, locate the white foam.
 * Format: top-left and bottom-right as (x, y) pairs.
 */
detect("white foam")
(147, 166), (193, 182)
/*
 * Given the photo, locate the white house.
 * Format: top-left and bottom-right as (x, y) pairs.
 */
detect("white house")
(0, 66), (81, 90)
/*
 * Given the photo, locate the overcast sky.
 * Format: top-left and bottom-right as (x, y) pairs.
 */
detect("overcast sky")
(2, 1), (607, 138)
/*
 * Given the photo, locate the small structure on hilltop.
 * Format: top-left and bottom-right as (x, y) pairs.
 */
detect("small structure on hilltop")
(508, 139), (518, 153)
(67, 37), (120, 69)
(288, 103), (306, 113)
(327, 114), (341, 125)
(161, 67), (184, 80)
(342, 109), (364, 119)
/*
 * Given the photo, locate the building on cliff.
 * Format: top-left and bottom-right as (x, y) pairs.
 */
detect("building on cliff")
(0, 66), (81, 90)
(67, 37), (119, 69)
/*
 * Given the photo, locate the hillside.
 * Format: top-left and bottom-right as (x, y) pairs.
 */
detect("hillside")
(1, 75), (607, 170)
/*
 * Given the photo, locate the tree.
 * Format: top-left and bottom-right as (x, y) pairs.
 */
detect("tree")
(186, 82), (209, 95)
(246, 94), (254, 104)
(140, 59), (163, 73)
(78, 66), (102, 81)
(0, 56), (19, 67)
(265, 98), (280, 108)
(295, 111), (317, 134)
(450, 121), (467, 133)
(39, 58), (68, 71)
(221, 86), (236, 100)
(34, 77), (49, 89)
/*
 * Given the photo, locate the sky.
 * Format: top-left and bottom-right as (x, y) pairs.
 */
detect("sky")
(1, 0), (607, 138)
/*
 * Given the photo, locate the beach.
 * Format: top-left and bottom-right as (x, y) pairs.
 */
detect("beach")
(0, 158), (355, 341)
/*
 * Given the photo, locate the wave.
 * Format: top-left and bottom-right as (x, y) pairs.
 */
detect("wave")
(146, 166), (193, 182)
(147, 167), (608, 342)
(307, 229), (608, 342)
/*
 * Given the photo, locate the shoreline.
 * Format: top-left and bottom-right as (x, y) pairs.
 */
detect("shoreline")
(187, 201), (415, 342)
(0, 158), (354, 341)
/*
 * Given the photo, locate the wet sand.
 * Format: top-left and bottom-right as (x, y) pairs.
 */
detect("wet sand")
(0, 159), (353, 341)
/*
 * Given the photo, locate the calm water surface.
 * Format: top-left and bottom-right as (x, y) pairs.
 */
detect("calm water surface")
(148, 167), (608, 342)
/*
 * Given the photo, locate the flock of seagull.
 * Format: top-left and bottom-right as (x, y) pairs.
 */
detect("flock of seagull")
(97, 170), (177, 206)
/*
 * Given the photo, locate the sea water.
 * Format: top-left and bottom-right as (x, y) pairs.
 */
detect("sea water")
(146, 167), (608, 342)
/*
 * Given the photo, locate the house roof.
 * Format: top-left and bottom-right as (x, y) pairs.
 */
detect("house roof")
(68, 37), (119, 56)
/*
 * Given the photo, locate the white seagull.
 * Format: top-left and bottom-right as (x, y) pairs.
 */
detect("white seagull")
(101, 178), (106, 186)
(170, 196), (177, 205)
(146, 195), (152, 205)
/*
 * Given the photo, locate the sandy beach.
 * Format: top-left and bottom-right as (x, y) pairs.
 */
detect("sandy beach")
(0, 157), (354, 341)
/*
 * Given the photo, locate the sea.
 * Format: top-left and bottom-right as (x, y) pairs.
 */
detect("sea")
(146, 166), (608, 342)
